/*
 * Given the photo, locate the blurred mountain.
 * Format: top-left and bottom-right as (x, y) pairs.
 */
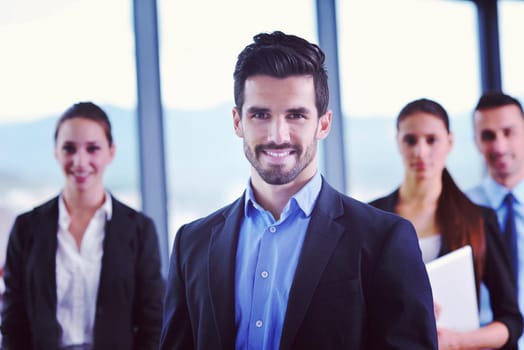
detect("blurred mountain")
(0, 106), (138, 190)
(345, 115), (483, 202)
(0, 104), (246, 205)
(0, 104), (483, 207)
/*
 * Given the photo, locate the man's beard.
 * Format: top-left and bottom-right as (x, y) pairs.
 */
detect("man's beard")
(244, 141), (316, 185)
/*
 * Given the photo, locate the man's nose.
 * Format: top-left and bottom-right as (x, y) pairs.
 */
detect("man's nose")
(269, 116), (291, 144)
(491, 133), (508, 153)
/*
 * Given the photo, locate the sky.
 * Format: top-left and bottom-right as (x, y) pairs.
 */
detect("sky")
(0, 0), (135, 122)
(0, 0), (522, 122)
(1, 0), (522, 230)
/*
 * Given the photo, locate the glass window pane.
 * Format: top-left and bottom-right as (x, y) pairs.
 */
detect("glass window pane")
(0, 0), (140, 218)
(158, 0), (316, 245)
(337, 0), (481, 201)
(500, 0), (524, 99)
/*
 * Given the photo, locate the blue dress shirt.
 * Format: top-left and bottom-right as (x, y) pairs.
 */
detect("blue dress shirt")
(234, 172), (321, 350)
(467, 176), (524, 349)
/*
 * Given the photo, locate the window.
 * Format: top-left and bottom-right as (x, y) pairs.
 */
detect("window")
(337, 0), (481, 201)
(0, 0), (140, 218)
(500, 0), (524, 99)
(158, 0), (316, 244)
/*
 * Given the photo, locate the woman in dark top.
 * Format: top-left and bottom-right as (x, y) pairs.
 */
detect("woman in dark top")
(370, 98), (522, 349)
(1, 102), (164, 349)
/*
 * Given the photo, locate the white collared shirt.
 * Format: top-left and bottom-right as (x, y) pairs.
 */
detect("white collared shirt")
(56, 192), (112, 347)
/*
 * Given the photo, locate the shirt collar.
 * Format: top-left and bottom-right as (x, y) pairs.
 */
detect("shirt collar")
(244, 171), (322, 217)
(482, 176), (523, 209)
(58, 191), (113, 229)
(511, 179), (524, 206)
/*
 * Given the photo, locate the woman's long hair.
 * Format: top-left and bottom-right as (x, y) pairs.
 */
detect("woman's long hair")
(438, 168), (486, 296)
(398, 98), (486, 296)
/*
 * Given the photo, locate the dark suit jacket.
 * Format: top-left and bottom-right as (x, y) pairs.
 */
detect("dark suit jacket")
(370, 189), (523, 349)
(160, 180), (438, 349)
(1, 195), (165, 350)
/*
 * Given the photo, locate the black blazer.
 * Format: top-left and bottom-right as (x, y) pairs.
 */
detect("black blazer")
(1, 195), (165, 350)
(370, 189), (523, 349)
(160, 179), (438, 349)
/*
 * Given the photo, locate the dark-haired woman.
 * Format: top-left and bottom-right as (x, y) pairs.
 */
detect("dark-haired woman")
(1, 102), (165, 349)
(370, 98), (522, 349)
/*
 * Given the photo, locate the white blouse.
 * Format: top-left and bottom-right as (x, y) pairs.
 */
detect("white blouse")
(418, 234), (442, 264)
(56, 193), (112, 347)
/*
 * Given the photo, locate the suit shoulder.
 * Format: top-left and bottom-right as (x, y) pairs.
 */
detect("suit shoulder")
(111, 195), (153, 223)
(317, 182), (407, 231)
(9, 197), (58, 242)
(368, 196), (389, 210)
(329, 193), (419, 262)
(13, 196), (57, 224)
(367, 189), (399, 213)
(337, 192), (410, 230)
(180, 197), (242, 234)
(111, 195), (138, 214)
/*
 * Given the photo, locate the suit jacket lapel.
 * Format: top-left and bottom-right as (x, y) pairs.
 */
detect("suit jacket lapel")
(279, 182), (345, 350)
(208, 196), (244, 349)
(29, 198), (60, 345)
(31, 198), (59, 301)
(96, 197), (131, 316)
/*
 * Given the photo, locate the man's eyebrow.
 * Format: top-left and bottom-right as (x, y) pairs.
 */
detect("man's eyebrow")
(286, 107), (311, 114)
(246, 106), (270, 114)
(245, 106), (312, 114)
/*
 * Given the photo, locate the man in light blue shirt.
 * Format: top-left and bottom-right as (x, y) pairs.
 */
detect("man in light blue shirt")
(160, 31), (437, 350)
(467, 91), (524, 349)
(234, 172), (320, 349)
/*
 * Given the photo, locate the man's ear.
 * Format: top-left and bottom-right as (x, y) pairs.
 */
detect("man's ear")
(472, 113), (483, 151)
(233, 107), (243, 138)
(316, 110), (332, 140)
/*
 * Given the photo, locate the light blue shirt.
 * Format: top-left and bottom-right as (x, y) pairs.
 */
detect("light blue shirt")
(467, 176), (524, 348)
(234, 172), (322, 350)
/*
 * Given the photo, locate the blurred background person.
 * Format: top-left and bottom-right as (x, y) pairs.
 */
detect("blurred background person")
(0, 205), (15, 288)
(370, 98), (522, 349)
(467, 91), (524, 349)
(0, 205), (15, 345)
(1, 102), (164, 349)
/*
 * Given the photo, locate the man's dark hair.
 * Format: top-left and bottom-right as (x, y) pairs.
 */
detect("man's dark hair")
(233, 31), (329, 116)
(474, 91), (524, 116)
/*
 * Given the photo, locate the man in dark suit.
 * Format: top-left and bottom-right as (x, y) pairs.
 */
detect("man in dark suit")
(160, 31), (437, 349)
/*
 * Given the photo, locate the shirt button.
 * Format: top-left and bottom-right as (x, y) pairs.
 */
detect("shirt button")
(261, 271), (269, 278)
(255, 320), (263, 328)
(269, 226), (277, 233)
